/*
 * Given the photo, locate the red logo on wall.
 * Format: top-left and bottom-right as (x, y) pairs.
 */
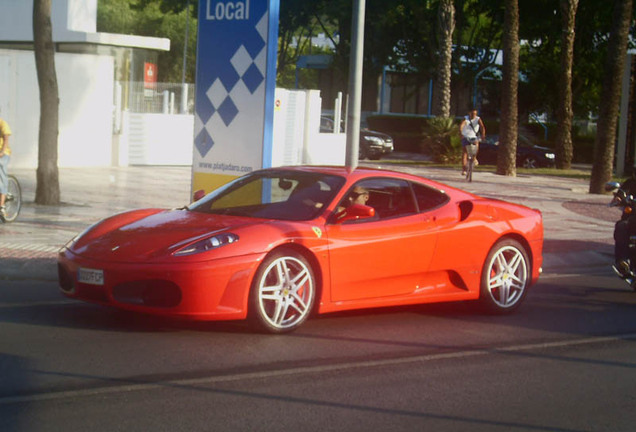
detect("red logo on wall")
(144, 63), (157, 89)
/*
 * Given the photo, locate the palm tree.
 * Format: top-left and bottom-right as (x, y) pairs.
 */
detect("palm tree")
(589, 0), (634, 194)
(434, 0), (455, 118)
(497, 0), (519, 176)
(555, 0), (579, 170)
(33, 0), (60, 205)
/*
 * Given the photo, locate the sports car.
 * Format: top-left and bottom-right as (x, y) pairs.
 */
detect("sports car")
(58, 166), (543, 333)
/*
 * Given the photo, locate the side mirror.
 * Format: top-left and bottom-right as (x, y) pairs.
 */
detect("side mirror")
(335, 204), (376, 223)
(605, 182), (621, 192)
(193, 189), (206, 201)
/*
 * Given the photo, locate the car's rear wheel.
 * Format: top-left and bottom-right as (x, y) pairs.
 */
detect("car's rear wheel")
(521, 156), (537, 169)
(248, 249), (315, 333)
(479, 239), (529, 313)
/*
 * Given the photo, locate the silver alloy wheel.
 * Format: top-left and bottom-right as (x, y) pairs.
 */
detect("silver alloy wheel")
(256, 255), (314, 331)
(522, 157), (537, 169)
(485, 244), (528, 308)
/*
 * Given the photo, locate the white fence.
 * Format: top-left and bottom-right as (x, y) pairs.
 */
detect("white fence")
(113, 82), (195, 167)
(119, 81), (195, 115)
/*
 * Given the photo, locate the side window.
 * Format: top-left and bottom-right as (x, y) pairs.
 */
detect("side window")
(340, 178), (416, 220)
(412, 182), (449, 212)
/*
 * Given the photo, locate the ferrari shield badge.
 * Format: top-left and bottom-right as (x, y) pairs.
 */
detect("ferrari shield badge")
(312, 227), (322, 238)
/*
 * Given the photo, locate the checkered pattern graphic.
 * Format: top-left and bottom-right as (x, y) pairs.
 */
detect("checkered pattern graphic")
(195, 13), (269, 159)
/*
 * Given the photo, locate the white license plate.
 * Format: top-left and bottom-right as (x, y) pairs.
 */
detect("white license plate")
(78, 268), (104, 286)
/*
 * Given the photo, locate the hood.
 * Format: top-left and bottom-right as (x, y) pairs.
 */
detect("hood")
(70, 209), (256, 262)
(532, 145), (554, 153)
(361, 129), (392, 141)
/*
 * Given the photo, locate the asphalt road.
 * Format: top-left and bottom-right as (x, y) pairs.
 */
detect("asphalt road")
(1, 268), (636, 432)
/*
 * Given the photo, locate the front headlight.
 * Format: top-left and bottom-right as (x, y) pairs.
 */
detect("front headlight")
(545, 153), (555, 159)
(363, 136), (384, 145)
(173, 233), (239, 256)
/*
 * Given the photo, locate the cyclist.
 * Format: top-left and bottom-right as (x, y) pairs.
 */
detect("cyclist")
(0, 115), (12, 222)
(460, 108), (486, 176)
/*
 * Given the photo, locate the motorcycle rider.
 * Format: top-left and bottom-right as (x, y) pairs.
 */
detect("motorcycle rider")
(613, 168), (636, 277)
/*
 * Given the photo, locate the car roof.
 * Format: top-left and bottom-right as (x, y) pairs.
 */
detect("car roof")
(260, 165), (473, 198)
(263, 165), (407, 179)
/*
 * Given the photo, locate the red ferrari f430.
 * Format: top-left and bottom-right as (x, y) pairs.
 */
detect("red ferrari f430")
(58, 166), (543, 333)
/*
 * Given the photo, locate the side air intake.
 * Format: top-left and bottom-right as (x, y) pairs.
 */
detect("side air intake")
(458, 201), (473, 221)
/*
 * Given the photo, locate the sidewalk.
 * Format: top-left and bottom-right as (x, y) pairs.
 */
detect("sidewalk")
(0, 159), (618, 282)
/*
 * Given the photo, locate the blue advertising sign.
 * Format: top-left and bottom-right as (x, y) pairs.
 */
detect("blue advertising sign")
(192, 0), (279, 192)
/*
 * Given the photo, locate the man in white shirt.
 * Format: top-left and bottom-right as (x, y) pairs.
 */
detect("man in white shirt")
(459, 108), (486, 175)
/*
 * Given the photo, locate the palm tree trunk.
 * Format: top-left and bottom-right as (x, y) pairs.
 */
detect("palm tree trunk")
(555, 0), (579, 170)
(33, 0), (60, 205)
(434, 0), (455, 118)
(589, 0), (633, 193)
(497, 0), (519, 177)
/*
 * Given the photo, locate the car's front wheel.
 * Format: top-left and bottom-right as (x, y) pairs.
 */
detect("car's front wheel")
(248, 249), (316, 333)
(521, 156), (537, 169)
(479, 239), (530, 313)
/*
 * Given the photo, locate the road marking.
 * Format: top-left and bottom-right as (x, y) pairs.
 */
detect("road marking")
(2, 332), (635, 405)
(0, 300), (76, 309)
(540, 270), (612, 279)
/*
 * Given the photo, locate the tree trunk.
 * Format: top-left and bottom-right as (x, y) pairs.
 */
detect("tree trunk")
(555, 0), (579, 170)
(497, 0), (519, 177)
(433, 0), (455, 118)
(589, 0), (633, 193)
(33, 0), (60, 205)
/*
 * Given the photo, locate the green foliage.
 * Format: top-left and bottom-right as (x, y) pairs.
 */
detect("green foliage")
(517, 0), (636, 118)
(421, 117), (461, 163)
(97, 0), (197, 82)
(97, 0), (138, 34)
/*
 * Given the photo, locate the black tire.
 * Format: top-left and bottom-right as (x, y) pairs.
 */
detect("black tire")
(4, 175), (22, 222)
(479, 239), (530, 313)
(248, 249), (316, 334)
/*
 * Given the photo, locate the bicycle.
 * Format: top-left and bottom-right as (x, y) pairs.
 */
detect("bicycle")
(1, 174), (22, 223)
(465, 142), (478, 182)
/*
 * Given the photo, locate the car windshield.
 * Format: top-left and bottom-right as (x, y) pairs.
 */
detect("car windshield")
(188, 170), (346, 221)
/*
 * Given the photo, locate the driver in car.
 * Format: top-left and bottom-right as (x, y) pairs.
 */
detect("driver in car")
(336, 186), (370, 217)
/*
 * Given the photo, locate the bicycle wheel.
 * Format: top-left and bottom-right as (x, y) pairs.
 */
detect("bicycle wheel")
(466, 157), (473, 182)
(4, 175), (22, 222)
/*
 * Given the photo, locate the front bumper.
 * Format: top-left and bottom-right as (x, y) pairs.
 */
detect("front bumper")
(57, 249), (263, 321)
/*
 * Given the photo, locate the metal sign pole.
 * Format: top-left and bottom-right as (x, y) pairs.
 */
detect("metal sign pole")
(345, 0), (366, 169)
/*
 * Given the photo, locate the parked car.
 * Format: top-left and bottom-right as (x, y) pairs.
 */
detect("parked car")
(478, 135), (556, 168)
(58, 166), (543, 333)
(320, 116), (394, 160)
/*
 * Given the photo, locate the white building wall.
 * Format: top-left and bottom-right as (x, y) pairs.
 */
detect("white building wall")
(126, 113), (194, 166)
(1, 48), (114, 168)
(272, 88), (345, 166)
(0, 0), (97, 41)
(57, 53), (114, 167)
